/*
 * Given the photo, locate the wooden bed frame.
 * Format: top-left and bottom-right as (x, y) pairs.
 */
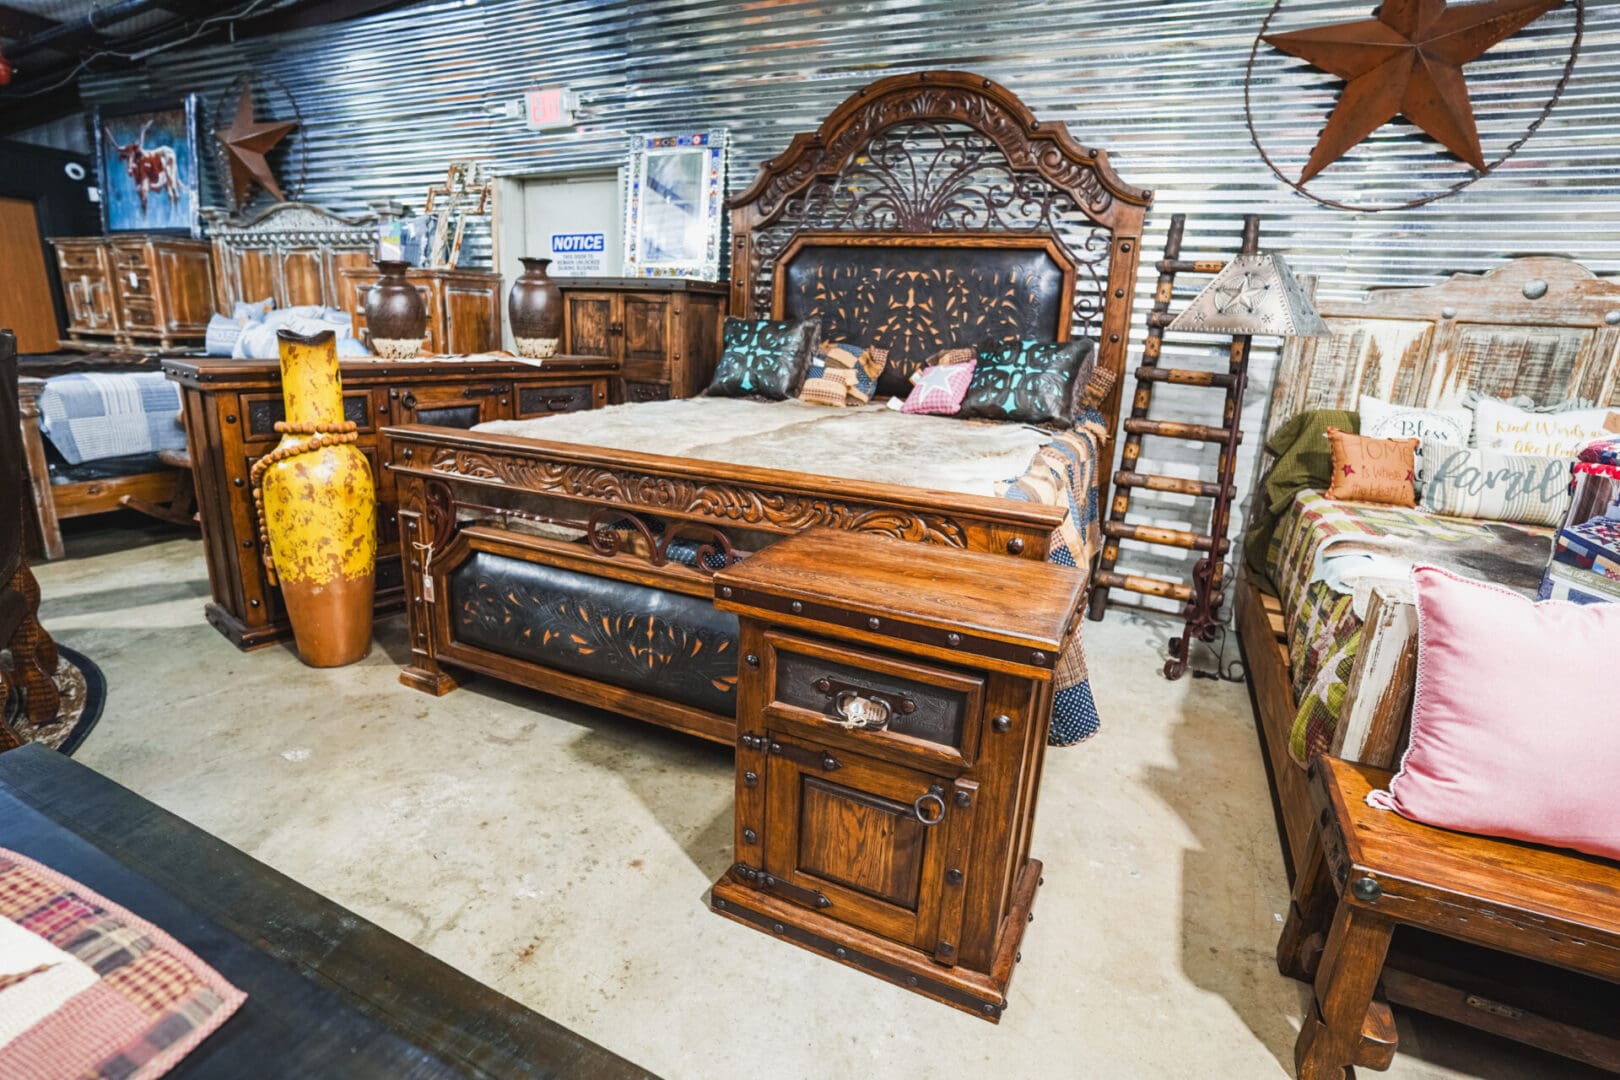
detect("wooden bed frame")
(1238, 257), (1620, 1066)
(388, 70), (1152, 743)
(17, 204), (378, 559)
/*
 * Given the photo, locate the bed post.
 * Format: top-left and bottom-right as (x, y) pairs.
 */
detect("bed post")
(396, 473), (460, 696)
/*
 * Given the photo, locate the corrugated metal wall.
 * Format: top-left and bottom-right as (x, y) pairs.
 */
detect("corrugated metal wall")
(72, 0), (1618, 615)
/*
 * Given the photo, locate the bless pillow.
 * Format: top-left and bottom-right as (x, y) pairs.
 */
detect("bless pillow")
(1418, 439), (1571, 527)
(958, 338), (1089, 424)
(1324, 428), (1417, 506)
(1472, 397), (1620, 458)
(708, 317), (820, 400)
(1369, 566), (1620, 861)
(1358, 394), (1472, 444)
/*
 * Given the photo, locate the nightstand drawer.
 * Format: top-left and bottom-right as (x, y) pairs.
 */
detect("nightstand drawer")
(764, 631), (983, 767)
(516, 382), (595, 417)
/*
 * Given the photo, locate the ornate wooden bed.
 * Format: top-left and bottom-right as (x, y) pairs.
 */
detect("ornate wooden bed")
(385, 71), (1151, 744)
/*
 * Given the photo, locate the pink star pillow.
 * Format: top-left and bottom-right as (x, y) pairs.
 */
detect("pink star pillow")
(889, 358), (976, 416)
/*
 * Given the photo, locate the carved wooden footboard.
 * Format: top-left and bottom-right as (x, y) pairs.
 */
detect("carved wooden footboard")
(386, 425), (1066, 742)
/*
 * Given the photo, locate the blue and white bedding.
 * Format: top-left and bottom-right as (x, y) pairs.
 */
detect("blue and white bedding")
(37, 372), (186, 465)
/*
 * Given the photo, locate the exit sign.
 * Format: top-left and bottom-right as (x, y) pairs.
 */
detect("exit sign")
(524, 87), (576, 130)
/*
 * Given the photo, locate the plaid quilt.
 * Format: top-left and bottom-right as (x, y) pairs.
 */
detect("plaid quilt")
(997, 414), (1106, 745)
(36, 373), (185, 465)
(1268, 491), (1552, 765)
(0, 848), (244, 1079)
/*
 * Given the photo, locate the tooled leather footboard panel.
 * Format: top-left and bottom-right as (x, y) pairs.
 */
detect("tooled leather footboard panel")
(449, 551), (740, 715)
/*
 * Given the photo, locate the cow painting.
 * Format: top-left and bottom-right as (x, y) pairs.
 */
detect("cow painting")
(103, 121), (182, 215)
(95, 99), (200, 235)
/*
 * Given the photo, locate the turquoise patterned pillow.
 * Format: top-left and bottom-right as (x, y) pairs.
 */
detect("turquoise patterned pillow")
(707, 317), (820, 400)
(958, 338), (1091, 424)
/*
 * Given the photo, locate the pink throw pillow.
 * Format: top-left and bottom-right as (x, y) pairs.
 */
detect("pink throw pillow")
(1369, 566), (1620, 860)
(889, 360), (975, 416)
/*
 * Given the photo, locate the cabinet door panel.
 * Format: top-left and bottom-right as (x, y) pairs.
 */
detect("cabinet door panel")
(621, 295), (670, 376)
(565, 293), (616, 358)
(443, 281), (499, 354)
(797, 777), (926, 907)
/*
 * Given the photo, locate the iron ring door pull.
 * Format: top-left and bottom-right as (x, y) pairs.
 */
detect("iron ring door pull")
(831, 690), (891, 730)
(913, 786), (946, 826)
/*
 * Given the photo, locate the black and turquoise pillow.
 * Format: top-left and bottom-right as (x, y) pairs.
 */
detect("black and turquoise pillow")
(958, 338), (1094, 425)
(706, 317), (820, 400)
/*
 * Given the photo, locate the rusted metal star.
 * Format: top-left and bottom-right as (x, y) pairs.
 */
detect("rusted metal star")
(1264, 0), (1564, 182)
(216, 83), (299, 207)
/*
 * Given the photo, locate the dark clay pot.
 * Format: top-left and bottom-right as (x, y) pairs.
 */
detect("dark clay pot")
(508, 257), (563, 359)
(365, 260), (427, 358)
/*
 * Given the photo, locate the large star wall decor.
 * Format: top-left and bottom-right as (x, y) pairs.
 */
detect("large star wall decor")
(1263, 0), (1564, 182)
(216, 83), (299, 206)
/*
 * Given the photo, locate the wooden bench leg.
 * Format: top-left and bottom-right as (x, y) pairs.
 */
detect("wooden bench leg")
(1278, 824), (1337, 980)
(1295, 901), (1397, 1079)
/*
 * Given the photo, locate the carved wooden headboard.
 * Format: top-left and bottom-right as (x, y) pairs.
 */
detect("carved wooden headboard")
(1269, 258), (1620, 438)
(202, 201), (377, 314)
(727, 70), (1152, 432)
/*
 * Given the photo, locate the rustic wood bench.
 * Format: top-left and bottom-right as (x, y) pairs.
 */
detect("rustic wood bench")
(1277, 756), (1620, 1078)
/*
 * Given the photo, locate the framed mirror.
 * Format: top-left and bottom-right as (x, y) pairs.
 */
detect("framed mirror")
(623, 130), (726, 280)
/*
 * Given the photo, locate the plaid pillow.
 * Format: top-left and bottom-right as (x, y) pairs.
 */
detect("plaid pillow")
(798, 341), (888, 406)
(888, 360), (976, 416)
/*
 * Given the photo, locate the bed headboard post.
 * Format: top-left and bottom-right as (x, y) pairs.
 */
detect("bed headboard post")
(727, 70), (1151, 436)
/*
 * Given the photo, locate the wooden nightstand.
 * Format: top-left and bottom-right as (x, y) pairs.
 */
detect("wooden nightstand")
(710, 529), (1086, 1021)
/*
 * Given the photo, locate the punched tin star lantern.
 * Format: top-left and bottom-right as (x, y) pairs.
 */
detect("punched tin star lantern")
(1167, 254), (1330, 338)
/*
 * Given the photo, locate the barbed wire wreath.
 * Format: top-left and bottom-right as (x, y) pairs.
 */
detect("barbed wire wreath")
(210, 72), (309, 207)
(1243, 0), (1583, 213)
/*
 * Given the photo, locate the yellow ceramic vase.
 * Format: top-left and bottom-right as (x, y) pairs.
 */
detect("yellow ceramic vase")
(258, 328), (377, 667)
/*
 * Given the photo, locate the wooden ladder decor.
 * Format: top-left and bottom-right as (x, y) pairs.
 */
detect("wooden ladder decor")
(1087, 213), (1261, 680)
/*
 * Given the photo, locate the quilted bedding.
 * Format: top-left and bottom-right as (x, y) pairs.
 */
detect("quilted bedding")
(477, 397), (1108, 744)
(1267, 491), (1551, 764)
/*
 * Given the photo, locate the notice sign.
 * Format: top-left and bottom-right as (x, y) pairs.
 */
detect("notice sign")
(550, 232), (606, 275)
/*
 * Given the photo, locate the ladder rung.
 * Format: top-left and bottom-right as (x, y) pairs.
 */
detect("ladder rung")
(1134, 367), (1238, 389)
(1123, 418), (1241, 444)
(1114, 471), (1232, 499)
(1093, 569), (1194, 603)
(1103, 521), (1230, 553)
(1157, 258), (1227, 275)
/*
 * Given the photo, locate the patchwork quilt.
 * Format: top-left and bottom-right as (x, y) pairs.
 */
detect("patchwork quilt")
(36, 373), (185, 465)
(1267, 491), (1551, 764)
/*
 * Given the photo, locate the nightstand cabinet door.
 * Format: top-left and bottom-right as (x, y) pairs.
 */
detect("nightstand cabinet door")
(619, 294), (670, 379)
(761, 738), (977, 962)
(563, 292), (617, 359)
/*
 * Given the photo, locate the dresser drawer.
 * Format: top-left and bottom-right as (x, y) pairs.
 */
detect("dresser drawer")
(109, 244), (150, 269)
(120, 299), (158, 330)
(515, 382), (595, 417)
(116, 268), (154, 298)
(763, 631), (984, 768)
(241, 392), (377, 443)
(622, 380), (670, 404)
(56, 246), (104, 272)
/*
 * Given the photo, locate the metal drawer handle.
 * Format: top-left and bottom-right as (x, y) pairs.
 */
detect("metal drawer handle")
(461, 384), (510, 398)
(831, 690), (890, 731)
(913, 786), (946, 827)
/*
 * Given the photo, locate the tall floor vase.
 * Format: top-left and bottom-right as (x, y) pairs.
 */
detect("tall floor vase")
(253, 328), (376, 666)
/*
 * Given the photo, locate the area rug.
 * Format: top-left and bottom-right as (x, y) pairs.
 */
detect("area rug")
(2, 646), (106, 756)
(0, 847), (245, 1079)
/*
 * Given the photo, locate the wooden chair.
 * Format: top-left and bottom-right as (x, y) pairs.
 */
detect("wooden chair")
(1278, 756), (1620, 1078)
(1, 331), (61, 749)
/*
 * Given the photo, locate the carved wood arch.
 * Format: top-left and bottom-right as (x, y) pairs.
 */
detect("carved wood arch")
(727, 70), (1151, 441)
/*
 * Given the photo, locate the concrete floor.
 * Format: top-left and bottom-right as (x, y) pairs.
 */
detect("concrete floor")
(29, 516), (1600, 1080)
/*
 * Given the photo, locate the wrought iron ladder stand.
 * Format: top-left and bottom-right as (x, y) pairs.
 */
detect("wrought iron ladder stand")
(1087, 213), (1260, 679)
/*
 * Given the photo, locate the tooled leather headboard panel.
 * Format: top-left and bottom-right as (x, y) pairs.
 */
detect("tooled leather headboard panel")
(729, 70), (1151, 435)
(777, 235), (1073, 395)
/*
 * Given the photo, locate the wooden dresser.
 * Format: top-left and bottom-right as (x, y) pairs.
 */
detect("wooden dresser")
(711, 529), (1086, 1021)
(556, 278), (726, 403)
(338, 266), (503, 356)
(51, 235), (214, 350)
(163, 353), (619, 649)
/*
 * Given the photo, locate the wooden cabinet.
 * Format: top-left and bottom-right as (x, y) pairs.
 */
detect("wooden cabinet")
(557, 278), (726, 402)
(338, 266), (502, 355)
(163, 354), (617, 650)
(711, 529), (1087, 1022)
(51, 235), (214, 350)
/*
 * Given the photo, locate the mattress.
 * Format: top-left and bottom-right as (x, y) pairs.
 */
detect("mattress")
(1266, 491), (1552, 764)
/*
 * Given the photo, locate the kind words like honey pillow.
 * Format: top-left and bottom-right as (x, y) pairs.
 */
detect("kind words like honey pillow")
(1325, 427), (1418, 506)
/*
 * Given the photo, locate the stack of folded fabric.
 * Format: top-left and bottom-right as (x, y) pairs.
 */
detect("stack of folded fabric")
(1540, 436), (1620, 604)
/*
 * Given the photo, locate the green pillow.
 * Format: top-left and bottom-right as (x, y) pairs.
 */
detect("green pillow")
(707, 317), (820, 400)
(958, 338), (1091, 424)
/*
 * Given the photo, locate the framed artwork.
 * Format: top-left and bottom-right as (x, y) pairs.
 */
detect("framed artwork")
(94, 96), (202, 236)
(623, 131), (726, 280)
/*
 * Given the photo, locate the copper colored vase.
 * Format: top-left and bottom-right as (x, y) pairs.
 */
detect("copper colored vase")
(508, 257), (563, 359)
(258, 328), (377, 666)
(364, 259), (427, 358)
